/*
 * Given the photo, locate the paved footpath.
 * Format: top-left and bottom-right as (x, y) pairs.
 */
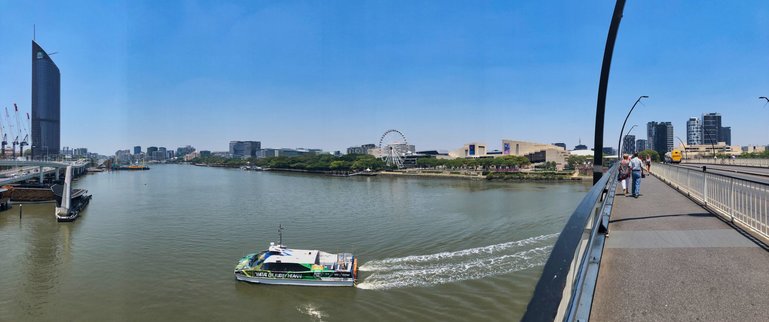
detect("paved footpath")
(590, 174), (769, 321)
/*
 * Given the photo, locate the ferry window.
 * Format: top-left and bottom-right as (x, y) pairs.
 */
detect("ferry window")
(262, 263), (308, 272)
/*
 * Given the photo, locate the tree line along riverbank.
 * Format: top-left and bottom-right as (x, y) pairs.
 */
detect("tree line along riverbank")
(187, 154), (587, 181)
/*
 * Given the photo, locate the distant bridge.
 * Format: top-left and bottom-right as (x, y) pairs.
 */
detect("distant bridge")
(0, 160), (89, 185)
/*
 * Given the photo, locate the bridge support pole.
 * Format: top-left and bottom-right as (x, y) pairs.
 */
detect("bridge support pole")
(39, 166), (44, 183)
(56, 168), (60, 180)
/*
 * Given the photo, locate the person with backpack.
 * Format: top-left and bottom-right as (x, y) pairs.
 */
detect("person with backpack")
(618, 154), (631, 196)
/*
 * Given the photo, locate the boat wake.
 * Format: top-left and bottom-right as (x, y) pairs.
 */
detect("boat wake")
(356, 234), (557, 290)
(296, 303), (327, 322)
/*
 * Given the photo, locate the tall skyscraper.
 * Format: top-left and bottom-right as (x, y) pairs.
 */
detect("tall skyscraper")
(635, 139), (647, 153)
(702, 113), (721, 145)
(686, 117), (702, 145)
(157, 147), (167, 160)
(647, 121), (658, 151)
(720, 126), (731, 146)
(134, 146), (141, 155)
(653, 122), (674, 157)
(31, 40), (61, 157)
(622, 135), (636, 155)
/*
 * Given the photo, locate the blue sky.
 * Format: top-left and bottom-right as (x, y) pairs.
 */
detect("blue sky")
(0, 0), (767, 155)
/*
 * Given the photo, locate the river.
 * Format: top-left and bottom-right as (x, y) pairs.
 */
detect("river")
(0, 165), (590, 321)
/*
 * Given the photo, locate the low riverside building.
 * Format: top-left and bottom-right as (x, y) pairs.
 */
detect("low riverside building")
(742, 145), (766, 154)
(347, 144), (376, 155)
(446, 140), (570, 170)
(184, 151), (200, 161)
(229, 141), (261, 158)
(449, 142), (488, 158)
(501, 139), (569, 170)
(678, 142), (742, 158)
(502, 140), (563, 156)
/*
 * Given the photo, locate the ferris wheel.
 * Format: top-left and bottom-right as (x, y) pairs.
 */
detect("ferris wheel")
(379, 129), (409, 168)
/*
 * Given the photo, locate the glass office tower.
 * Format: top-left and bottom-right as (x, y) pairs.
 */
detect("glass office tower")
(31, 40), (60, 157)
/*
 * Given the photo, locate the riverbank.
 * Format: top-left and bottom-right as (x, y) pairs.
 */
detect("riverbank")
(189, 162), (590, 181)
(486, 171), (586, 181)
(381, 170), (590, 181)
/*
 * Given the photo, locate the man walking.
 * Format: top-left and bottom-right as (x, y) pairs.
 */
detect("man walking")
(629, 153), (645, 198)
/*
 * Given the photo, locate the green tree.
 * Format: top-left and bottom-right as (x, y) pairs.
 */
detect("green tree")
(566, 155), (589, 170)
(638, 149), (660, 162)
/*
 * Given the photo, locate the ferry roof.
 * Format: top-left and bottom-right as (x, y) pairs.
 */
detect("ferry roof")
(265, 248), (318, 264)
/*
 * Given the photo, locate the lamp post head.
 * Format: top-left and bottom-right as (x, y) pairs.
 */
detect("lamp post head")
(760, 96), (768, 101)
(640, 95), (649, 99)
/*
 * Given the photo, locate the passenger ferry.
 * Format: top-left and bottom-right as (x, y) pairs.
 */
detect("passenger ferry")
(234, 227), (358, 286)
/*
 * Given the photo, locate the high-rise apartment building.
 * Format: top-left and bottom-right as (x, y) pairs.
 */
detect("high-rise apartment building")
(647, 122), (658, 151)
(702, 113), (721, 145)
(622, 135), (636, 155)
(134, 146), (141, 155)
(686, 117), (702, 145)
(31, 40), (61, 157)
(635, 139), (647, 153)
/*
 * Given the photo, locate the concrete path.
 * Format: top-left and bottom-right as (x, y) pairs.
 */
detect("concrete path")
(590, 175), (769, 321)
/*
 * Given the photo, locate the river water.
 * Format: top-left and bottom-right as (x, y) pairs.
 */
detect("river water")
(0, 165), (590, 321)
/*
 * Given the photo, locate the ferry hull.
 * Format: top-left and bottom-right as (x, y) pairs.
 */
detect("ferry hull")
(235, 274), (354, 287)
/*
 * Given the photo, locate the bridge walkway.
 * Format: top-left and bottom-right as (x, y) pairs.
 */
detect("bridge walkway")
(590, 174), (769, 321)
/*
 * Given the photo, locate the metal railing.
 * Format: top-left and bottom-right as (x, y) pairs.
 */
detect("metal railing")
(685, 158), (769, 168)
(654, 163), (769, 244)
(522, 164), (618, 322)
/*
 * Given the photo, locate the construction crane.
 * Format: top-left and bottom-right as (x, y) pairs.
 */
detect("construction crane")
(14, 104), (28, 157)
(6, 107), (17, 158)
(0, 108), (6, 158)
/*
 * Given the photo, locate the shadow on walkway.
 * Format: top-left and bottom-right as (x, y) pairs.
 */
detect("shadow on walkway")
(609, 212), (712, 224)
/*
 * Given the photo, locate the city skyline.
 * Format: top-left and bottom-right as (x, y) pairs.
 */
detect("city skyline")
(0, 1), (768, 155)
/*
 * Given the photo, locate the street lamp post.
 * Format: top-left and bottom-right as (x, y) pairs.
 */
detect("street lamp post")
(619, 124), (637, 158)
(617, 96), (649, 160)
(761, 97), (768, 145)
(591, 0), (628, 185)
(675, 136), (688, 160)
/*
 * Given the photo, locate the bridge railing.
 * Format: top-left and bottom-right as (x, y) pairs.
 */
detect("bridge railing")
(522, 164), (618, 322)
(684, 158), (769, 168)
(654, 163), (769, 244)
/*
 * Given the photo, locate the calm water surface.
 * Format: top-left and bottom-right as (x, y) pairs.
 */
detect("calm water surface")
(0, 165), (589, 321)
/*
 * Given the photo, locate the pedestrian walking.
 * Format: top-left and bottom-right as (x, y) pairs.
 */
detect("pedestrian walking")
(630, 153), (645, 198)
(618, 154), (631, 196)
(645, 155), (651, 172)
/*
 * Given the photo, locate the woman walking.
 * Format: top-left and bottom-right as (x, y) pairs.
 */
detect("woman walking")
(618, 154), (631, 196)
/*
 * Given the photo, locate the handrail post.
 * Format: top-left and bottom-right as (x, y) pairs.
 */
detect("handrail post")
(704, 173), (708, 205)
(730, 178), (735, 222)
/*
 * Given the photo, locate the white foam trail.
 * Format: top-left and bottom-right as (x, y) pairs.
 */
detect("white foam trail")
(359, 233), (557, 272)
(296, 303), (326, 322)
(356, 234), (558, 290)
